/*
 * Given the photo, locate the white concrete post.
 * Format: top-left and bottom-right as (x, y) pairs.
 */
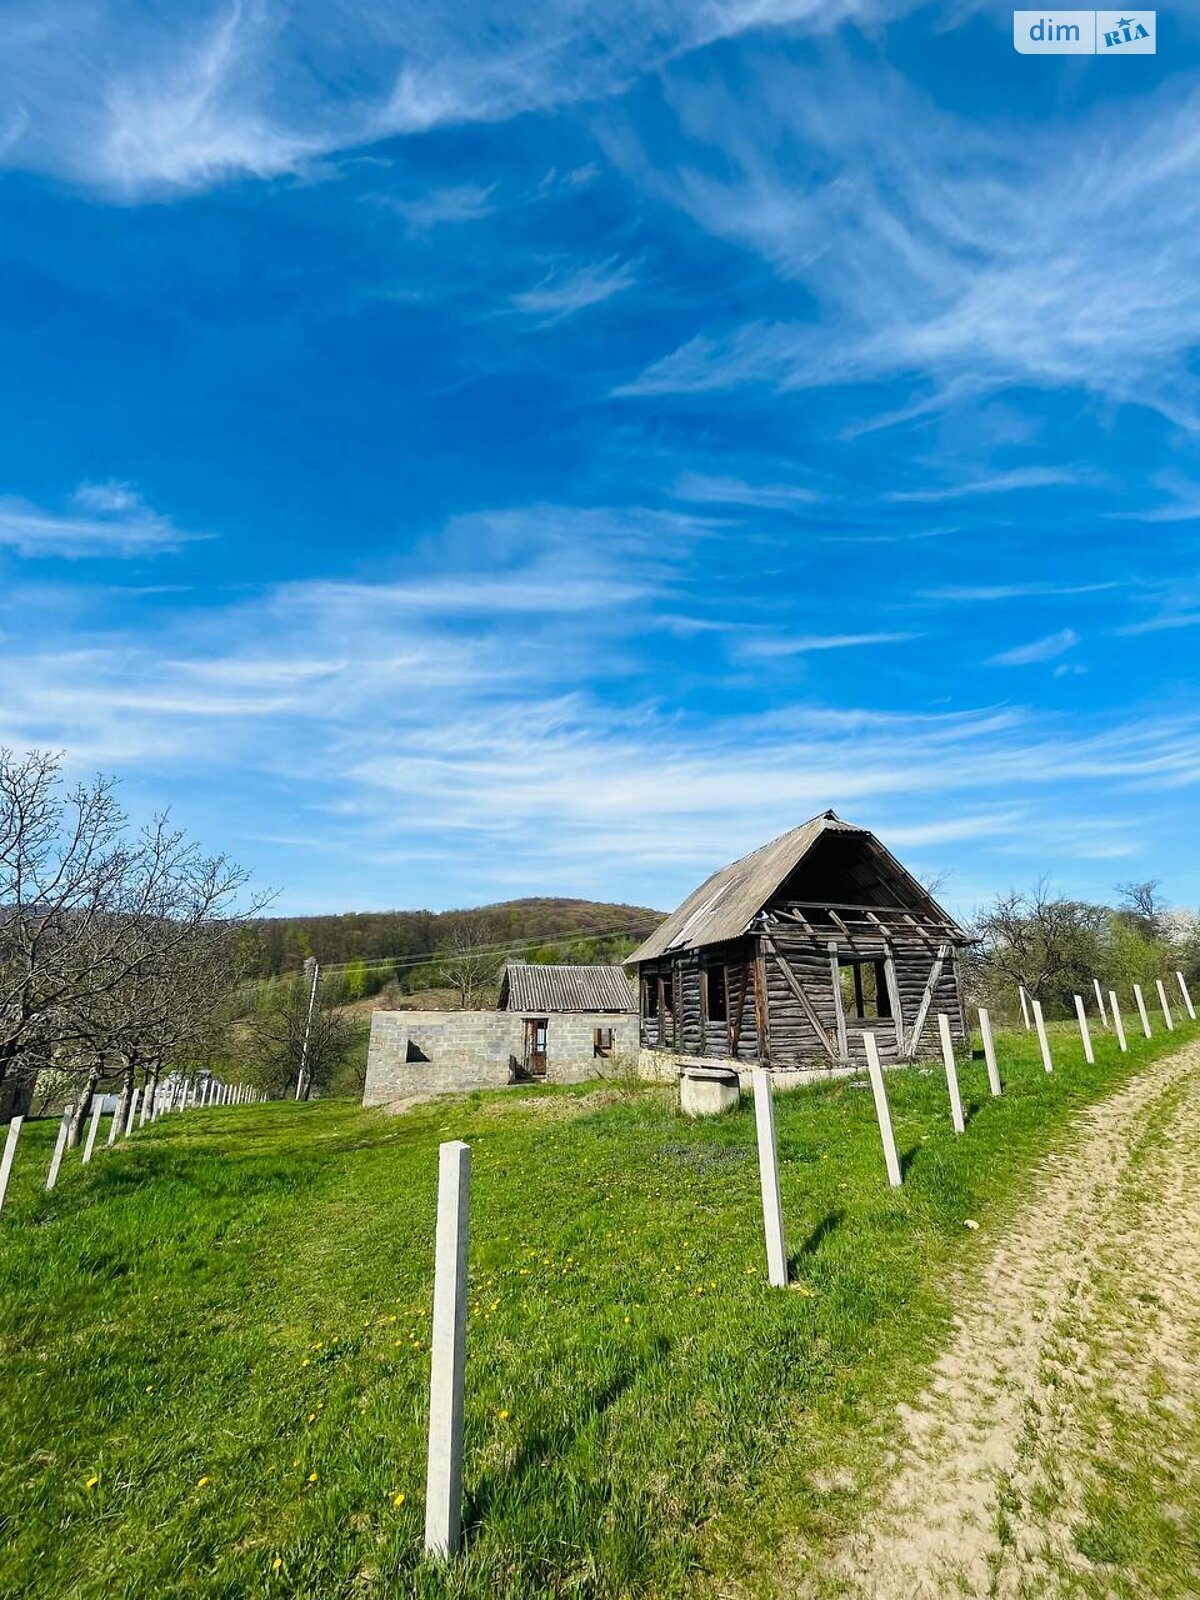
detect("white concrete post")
(1178, 971), (1196, 1022)
(862, 1032), (902, 1188)
(1074, 995), (1094, 1064)
(978, 1008), (1002, 1096)
(1156, 979), (1174, 1031)
(424, 1139), (471, 1559)
(937, 1013), (965, 1134)
(82, 1101), (103, 1164)
(46, 1107), (73, 1190)
(125, 1088), (140, 1136)
(1018, 986), (1031, 1030)
(139, 1088), (151, 1127)
(1032, 999), (1054, 1073)
(1093, 979), (1109, 1026)
(0, 1117), (24, 1215)
(1108, 991), (1127, 1052)
(1133, 984), (1152, 1039)
(752, 1066), (788, 1286)
(106, 1100), (122, 1146)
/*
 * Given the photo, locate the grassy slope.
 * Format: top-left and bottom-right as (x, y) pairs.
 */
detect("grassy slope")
(1, 1014), (1197, 1600)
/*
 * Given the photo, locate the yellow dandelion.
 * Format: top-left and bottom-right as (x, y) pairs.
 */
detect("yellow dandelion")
(392, 1490), (406, 1507)
(293, 1457), (302, 1467)
(497, 1408), (510, 1421)
(196, 1476), (210, 1488)
(272, 1557), (282, 1573)
(301, 1359), (311, 1368)
(146, 1384), (155, 1392)
(85, 1475), (99, 1490)
(307, 1471), (318, 1483)
(307, 1411), (316, 1422)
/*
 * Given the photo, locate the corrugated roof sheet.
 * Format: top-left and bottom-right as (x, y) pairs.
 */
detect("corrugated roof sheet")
(499, 963), (636, 1013)
(626, 810), (965, 963)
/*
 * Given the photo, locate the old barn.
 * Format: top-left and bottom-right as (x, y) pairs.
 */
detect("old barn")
(628, 811), (970, 1076)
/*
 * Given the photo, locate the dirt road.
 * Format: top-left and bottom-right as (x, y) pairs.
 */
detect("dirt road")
(825, 1040), (1200, 1598)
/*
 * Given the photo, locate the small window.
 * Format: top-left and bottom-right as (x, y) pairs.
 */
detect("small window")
(643, 975), (659, 1017)
(594, 1026), (614, 1058)
(660, 975), (674, 1014)
(838, 958), (891, 1020)
(704, 964), (728, 1023)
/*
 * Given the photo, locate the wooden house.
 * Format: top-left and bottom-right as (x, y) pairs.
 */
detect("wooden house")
(627, 811), (970, 1074)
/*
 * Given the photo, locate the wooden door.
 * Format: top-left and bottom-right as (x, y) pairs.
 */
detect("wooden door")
(525, 1017), (548, 1077)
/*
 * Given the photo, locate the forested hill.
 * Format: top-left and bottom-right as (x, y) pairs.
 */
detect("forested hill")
(239, 897), (665, 980)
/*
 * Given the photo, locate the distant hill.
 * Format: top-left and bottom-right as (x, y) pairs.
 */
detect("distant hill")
(238, 897), (665, 985)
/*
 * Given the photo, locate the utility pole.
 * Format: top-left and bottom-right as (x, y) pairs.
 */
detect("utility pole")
(296, 955), (319, 1101)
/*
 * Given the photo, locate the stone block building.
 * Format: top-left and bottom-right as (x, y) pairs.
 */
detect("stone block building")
(362, 963), (638, 1106)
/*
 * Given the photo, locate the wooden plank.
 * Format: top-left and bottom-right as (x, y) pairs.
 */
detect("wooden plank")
(906, 942), (950, 1057)
(730, 962), (750, 1056)
(763, 937), (837, 1060)
(828, 939), (850, 1061)
(753, 953), (770, 1060)
(882, 949), (905, 1055)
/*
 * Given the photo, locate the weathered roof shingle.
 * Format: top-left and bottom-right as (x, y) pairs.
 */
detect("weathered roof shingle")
(498, 963), (636, 1014)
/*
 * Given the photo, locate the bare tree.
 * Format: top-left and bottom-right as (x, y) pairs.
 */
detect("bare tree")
(0, 750), (268, 1134)
(1115, 879), (1165, 938)
(435, 917), (504, 1009)
(967, 880), (1107, 1014)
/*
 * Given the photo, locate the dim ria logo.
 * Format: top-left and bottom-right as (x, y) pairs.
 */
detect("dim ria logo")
(1014, 10), (1156, 52)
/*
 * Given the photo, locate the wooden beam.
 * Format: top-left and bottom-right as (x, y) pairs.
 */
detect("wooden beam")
(828, 939), (850, 1062)
(730, 962), (750, 1056)
(882, 949), (905, 1053)
(906, 942), (951, 1058)
(763, 937), (837, 1061)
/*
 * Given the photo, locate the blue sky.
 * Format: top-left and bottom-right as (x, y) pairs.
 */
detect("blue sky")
(1, 1), (1198, 919)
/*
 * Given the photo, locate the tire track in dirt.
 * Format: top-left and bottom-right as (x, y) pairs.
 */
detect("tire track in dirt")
(819, 1040), (1200, 1599)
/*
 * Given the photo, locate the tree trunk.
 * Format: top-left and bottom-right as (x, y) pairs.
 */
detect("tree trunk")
(113, 1064), (136, 1140)
(67, 1065), (101, 1148)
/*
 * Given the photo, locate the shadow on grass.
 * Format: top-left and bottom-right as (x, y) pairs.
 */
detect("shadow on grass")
(464, 1335), (672, 1537)
(899, 1144), (922, 1181)
(791, 1209), (845, 1272)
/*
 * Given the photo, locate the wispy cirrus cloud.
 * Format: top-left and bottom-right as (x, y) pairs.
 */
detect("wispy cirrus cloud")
(0, 483), (199, 558)
(988, 628), (1079, 667)
(511, 257), (639, 323)
(886, 468), (1089, 503)
(671, 472), (824, 509)
(611, 57), (1200, 425)
(0, 0), (921, 197)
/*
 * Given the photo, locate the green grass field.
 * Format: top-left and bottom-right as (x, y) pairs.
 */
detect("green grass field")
(1, 1012), (1196, 1600)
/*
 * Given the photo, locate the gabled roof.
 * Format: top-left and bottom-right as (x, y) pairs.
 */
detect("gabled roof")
(627, 810), (965, 963)
(498, 963), (636, 1014)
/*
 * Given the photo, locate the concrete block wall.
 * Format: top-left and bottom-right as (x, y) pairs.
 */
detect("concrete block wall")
(363, 1010), (641, 1106)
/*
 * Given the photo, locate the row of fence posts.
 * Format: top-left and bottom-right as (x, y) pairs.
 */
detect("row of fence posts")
(0, 1075), (266, 1218)
(418, 971), (1198, 1556)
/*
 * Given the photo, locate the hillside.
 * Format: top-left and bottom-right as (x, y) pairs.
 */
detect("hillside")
(239, 897), (665, 979)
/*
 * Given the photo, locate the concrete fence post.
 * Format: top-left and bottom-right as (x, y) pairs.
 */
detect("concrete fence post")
(106, 1101), (122, 1146)
(978, 1008), (1002, 1096)
(139, 1088), (151, 1128)
(752, 1066), (788, 1286)
(1133, 984), (1152, 1039)
(1032, 999), (1054, 1073)
(1108, 991), (1127, 1052)
(1156, 979), (1174, 1031)
(425, 1139), (471, 1559)
(937, 1013), (965, 1134)
(0, 1117), (24, 1215)
(125, 1088), (140, 1137)
(1177, 971), (1196, 1022)
(1074, 995), (1094, 1064)
(1092, 979), (1108, 1026)
(46, 1107), (73, 1190)
(862, 1032), (902, 1188)
(82, 1101), (103, 1164)
(1018, 986), (1031, 1030)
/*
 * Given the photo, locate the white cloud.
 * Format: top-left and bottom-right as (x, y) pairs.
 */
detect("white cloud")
(390, 183), (497, 231)
(0, 483), (197, 557)
(737, 631), (918, 659)
(0, 0), (921, 197)
(988, 628), (1079, 667)
(511, 258), (638, 323)
(886, 468), (1088, 503)
(671, 472), (823, 509)
(612, 61), (1200, 424)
